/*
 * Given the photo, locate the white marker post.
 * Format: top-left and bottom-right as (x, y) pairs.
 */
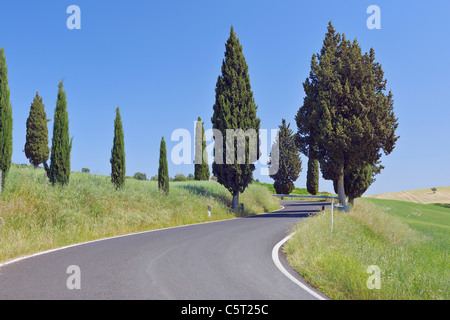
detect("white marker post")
(330, 199), (334, 233)
(322, 206), (325, 216)
(208, 206), (211, 218)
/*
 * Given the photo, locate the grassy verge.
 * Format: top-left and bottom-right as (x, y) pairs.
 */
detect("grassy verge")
(284, 198), (449, 299)
(0, 165), (280, 263)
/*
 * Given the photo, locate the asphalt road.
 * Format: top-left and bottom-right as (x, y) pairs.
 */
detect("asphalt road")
(0, 200), (329, 300)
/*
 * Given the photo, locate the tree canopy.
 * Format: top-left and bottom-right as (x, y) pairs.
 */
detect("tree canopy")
(296, 22), (399, 205)
(269, 119), (302, 195)
(211, 26), (261, 213)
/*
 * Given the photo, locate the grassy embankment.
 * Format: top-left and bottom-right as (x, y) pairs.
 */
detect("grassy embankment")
(284, 198), (449, 300)
(0, 165), (280, 263)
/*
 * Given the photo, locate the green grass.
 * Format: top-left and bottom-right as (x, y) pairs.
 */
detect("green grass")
(0, 164), (280, 263)
(432, 203), (450, 209)
(284, 198), (449, 300)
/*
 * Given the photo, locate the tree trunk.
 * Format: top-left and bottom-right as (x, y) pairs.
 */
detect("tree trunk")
(232, 192), (239, 214)
(349, 197), (355, 206)
(337, 164), (346, 206)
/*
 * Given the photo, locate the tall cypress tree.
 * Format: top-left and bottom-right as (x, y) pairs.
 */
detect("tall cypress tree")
(158, 136), (169, 194)
(211, 26), (261, 213)
(269, 119), (302, 195)
(47, 81), (72, 185)
(25, 92), (49, 168)
(306, 148), (319, 195)
(0, 48), (13, 192)
(194, 116), (209, 181)
(110, 107), (125, 189)
(296, 22), (399, 205)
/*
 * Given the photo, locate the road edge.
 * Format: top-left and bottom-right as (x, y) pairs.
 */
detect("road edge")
(272, 232), (328, 300)
(0, 205), (285, 268)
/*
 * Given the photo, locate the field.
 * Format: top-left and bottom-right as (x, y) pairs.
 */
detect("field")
(0, 164), (280, 264)
(366, 186), (450, 204)
(284, 197), (449, 300)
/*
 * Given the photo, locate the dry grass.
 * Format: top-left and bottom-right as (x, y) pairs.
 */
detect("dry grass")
(366, 186), (450, 204)
(0, 164), (280, 264)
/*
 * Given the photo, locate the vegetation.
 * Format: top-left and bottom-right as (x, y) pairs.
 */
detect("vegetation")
(285, 198), (449, 299)
(0, 164), (280, 264)
(110, 107), (126, 189)
(194, 117), (209, 181)
(296, 22), (399, 205)
(45, 81), (73, 186)
(133, 172), (146, 180)
(211, 26), (261, 213)
(25, 92), (49, 168)
(433, 203), (450, 209)
(173, 173), (187, 182)
(343, 164), (379, 206)
(269, 119), (302, 194)
(254, 181), (332, 198)
(0, 48), (13, 192)
(158, 137), (169, 194)
(306, 154), (319, 196)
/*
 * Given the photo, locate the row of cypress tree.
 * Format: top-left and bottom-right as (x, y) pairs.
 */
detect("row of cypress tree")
(1, 22), (399, 209)
(212, 23), (398, 207)
(295, 22), (399, 205)
(0, 50), (73, 192)
(0, 45), (208, 195)
(23, 81), (73, 186)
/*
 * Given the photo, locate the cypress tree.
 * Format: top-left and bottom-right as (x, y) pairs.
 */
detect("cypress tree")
(158, 136), (169, 194)
(47, 81), (72, 185)
(344, 165), (373, 206)
(211, 26), (261, 213)
(0, 48), (13, 192)
(306, 149), (319, 195)
(110, 107), (125, 189)
(296, 22), (399, 205)
(194, 116), (209, 181)
(269, 119), (302, 195)
(344, 163), (383, 206)
(25, 92), (49, 168)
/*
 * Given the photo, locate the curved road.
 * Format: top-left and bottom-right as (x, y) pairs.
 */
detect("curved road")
(0, 200), (329, 300)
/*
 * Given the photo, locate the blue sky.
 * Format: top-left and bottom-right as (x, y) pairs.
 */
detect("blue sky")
(1, 0), (449, 195)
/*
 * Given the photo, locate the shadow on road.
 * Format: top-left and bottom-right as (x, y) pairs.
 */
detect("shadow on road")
(245, 211), (314, 219)
(245, 201), (331, 219)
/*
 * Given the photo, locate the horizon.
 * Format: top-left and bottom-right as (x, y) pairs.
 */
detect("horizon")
(1, 0), (449, 195)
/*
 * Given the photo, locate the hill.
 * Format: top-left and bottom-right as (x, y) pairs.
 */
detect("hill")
(0, 164), (280, 263)
(366, 186), (450, 204)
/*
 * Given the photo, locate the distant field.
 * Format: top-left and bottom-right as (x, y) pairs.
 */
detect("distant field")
(366, 186), (450, 204)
